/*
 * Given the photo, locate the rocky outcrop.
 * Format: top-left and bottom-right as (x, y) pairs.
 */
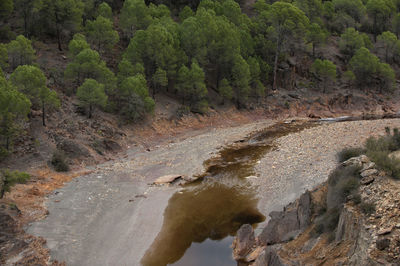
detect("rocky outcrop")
(258, 190), (311, 245)
(232, 224), (256, 261)
(253, 246), (287, 266)
(235, 154), (400, 265)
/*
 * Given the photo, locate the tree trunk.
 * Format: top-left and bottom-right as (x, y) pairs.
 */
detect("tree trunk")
(273, 36), (282, 91)
(42, 102), (46, 127)
(312, 44), (315, 57)
(373, 15), (377, 42)
(89, 104), (92, 118)
(56, 25), (62, 51)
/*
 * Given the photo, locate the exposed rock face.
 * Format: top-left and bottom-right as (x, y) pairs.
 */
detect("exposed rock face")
(254, 246), (287, 266)
(232, 224), (256, 261)
(259, 190), (311, 245)
(236, 155), (400, 266)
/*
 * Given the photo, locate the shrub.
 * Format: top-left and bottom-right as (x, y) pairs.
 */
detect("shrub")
(360, 202), (376, 215)
(51, 150), (69, 172)
(0, 169), (30, 198)
(337, 147), (364, 162)
(313, 207), (340, 235)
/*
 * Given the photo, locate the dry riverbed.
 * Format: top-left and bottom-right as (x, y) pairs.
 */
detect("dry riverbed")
(27, 118), (400, 266)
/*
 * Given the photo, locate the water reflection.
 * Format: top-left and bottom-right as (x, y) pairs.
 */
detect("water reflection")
(141, 178), (265, 266)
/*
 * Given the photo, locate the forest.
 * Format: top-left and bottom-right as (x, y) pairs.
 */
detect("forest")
(1, 0), (400, 159)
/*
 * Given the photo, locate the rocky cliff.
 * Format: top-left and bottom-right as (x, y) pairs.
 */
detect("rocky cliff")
(233, 155), (400, 265)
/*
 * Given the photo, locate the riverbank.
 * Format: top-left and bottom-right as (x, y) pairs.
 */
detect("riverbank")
(26, 118), (400, 265)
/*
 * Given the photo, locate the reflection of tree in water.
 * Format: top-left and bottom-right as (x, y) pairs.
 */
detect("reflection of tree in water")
(141, 181), (265, 266)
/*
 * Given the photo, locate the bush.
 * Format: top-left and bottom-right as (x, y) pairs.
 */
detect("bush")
(0, 169), (30, 198)
(360, 202), (375, 215)
(337, 147), (365, 162)
(51, 150), (69, 172)
(313, 207), (340, 235)
(364, 128), (400, 179)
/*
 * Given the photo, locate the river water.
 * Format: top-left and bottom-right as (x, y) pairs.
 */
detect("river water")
(141, 121), (316, 266)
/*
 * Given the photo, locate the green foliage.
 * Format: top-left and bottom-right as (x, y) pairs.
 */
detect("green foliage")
(364, 128), (400, 179)
(349, 47), (380, 84)
(51, 150), (69, 172)
(40, 0), (84, 50)
(117, 59), (144, 81)
(177, 60), (208, 113)
(0, 169), (30, 198)
(0, 75), (31, 152)
(152, 67), (168, 97)
(377, 31), (399, 62)
(0, 0), (13, 20)
(117, 74), (154, 121)
(366, 0), (395, 39)
(85, 15), (119, 52)
(179, 6), (194, 21)
(337, 147), (365, 162)
(68, 34), (90, 59)
(0, 44), (8, 70)
(343, 70), (356, 85)
(64, 48), (116, 93)
(10, 65), (60, 126)
(97, 2), (112, 19)
(232, 54), (250, 106)
(7, 35), (36, 69)
(14, 0), (42, 35)
(120, 0), (152, 38)
(310, 59), (336, 92)
(378, 62), (395, 91)
(307, 23), (328, 56)
(76, 79), (107, 118)
(263, 1), (309, 89)
(332, 0), (365, 21)
(392, 13), (400, 38)
(339, 28), (367, 59)
(218, 78), (233, 103)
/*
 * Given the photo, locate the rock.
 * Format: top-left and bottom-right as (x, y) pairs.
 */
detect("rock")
(336, 207), (360, 242)
(376, 238), (390, 250)
(232, 224), (255, 261)
(342, 157), (362, 168)
(389, 150), (400, 160)
(361, 162), (376, 172)
(360, 176), (375, 186)
(254, 246), (287, 266)
(360, 155), (370, 164)
(153, 175), (183, 185)
(259, 191), (311, 245)
(360, 169), (378, 178)
(377, 226), (393, 235)
(246, 246), (265, 262)
(297, 190), (311, 229)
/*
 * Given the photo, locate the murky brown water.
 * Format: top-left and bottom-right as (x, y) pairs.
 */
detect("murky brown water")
(141, 121), (316, 266)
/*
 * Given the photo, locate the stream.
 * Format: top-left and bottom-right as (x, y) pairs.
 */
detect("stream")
(141, 121), (316, 266)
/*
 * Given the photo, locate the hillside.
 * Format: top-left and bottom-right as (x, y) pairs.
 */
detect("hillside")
(2, 0), (400, 265)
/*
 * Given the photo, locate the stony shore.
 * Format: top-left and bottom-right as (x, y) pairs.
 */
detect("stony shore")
(25, 118), (400, 265)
